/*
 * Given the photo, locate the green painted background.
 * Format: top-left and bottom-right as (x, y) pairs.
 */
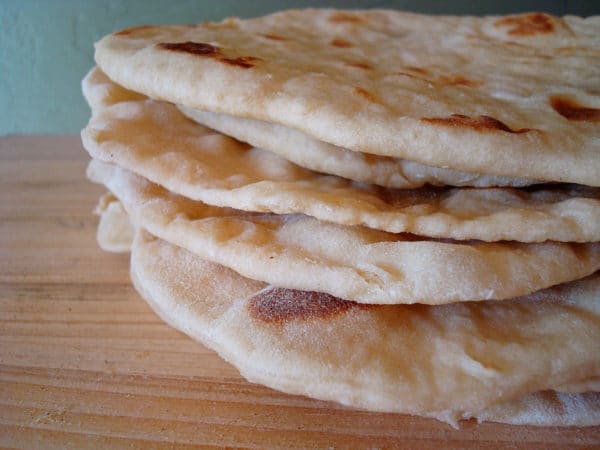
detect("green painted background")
(1, 0), (597, 135)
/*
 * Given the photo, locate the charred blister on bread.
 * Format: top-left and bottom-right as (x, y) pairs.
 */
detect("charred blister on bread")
(354, 87), (380, 103)
(421, 114), (533, 134)
(345, 62), (373, 71)
(219, 56), (263, 68)
(247, 287), (357, 323)
(259, 33), (288, 41)
(494, 13), (556, 36)
(328, 12), (363, 24)
(436, 75), (481, 87)
(158, 42), (220, 55)
(157, 42), (262, 69)
(330, 38), (354, 48)
(550, 96), (600, 122)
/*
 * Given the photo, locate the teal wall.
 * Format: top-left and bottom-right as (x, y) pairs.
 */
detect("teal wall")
(1, 0), (597, 135)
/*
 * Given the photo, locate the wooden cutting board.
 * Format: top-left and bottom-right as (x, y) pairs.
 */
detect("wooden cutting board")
(1, 135), (598, 449)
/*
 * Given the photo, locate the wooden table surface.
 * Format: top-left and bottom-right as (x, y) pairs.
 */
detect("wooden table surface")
(1, 135), (598, 449)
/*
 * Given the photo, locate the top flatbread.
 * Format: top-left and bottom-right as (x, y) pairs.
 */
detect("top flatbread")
(95, 10), (600, 185)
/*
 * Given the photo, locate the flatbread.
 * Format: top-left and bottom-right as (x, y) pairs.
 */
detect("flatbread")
(96, 201), (600, 426)
(130, 230), (600, 426)
(179, 105), (535, 189)
(95, 10), (600, 185)
(95, 192), (135, 252)
(81, 71), (600, 243)
(87, 159), (600, 305)
(98, 196), (600, 397)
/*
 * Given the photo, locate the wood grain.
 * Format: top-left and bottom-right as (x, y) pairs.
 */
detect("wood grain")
(1, 135), (598, 448)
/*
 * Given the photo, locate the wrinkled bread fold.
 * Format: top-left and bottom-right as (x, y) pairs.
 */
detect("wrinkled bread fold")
(179, 105), (536, 189)
(95, 192), (134, 253)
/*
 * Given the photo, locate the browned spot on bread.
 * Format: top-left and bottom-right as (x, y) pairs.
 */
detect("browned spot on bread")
(396, 71), (423, 81)
(260, 33), (288, 41)
(330, 38), (353, 48)
(158, 42), (261, 69)
(422, 114), (532, 133)
(550, 96), (600, 122)
(248, 287), (355, 323)
(219, 56), (263, 68)
(376, 186), (446, 208)
(362, 153), (397, 165)
(397, 70), (480, 87)
(405, 66), (430, 75)
(158, 41), (221, 55)
(329, 12), (363, 23)
(115, 25), (154, 36)
(355, 87), (379, 103)
(438, 75), (480, 87)
(346, 62), (373, 70)
(494, 13), (555, 36)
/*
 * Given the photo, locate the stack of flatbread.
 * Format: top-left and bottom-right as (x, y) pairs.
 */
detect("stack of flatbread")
(82, 10), (600, 427)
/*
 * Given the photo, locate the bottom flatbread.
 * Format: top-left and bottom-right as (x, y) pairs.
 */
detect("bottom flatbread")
(96, 195), (600, 425)
(128, 227), (600, 427)
(477, 391), (600, 427)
